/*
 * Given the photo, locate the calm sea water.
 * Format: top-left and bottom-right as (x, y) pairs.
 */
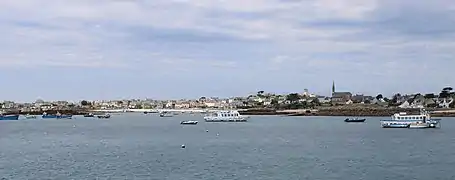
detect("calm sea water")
(1, 113), (455, 180)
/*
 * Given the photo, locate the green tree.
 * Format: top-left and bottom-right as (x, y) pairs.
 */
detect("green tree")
(376, 94), (383, 100)
(81, 100), (91, 106)
(286, 93), (301, 103)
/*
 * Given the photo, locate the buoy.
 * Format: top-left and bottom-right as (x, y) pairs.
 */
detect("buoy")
(181, 144), (185, 148)
(206, 130), (209, 132)
(216, 133), (219, 136)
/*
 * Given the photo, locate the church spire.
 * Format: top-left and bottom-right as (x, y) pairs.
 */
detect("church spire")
(332, 80), (336, 94)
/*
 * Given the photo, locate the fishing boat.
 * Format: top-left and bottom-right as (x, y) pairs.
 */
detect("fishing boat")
(42, 112), (73, 119)
(97, 114), (111, 119)
(344, 118), (366, 122)
(180, 120), (198, 125)
(380, 109), (440, 128)
(0, 114), (19, 120)
(204, 110), (248, 122)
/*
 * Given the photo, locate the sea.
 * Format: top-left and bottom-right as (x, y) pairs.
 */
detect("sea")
(1, 113), (455, 180)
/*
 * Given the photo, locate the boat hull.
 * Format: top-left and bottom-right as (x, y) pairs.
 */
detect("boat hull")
(0, 115), (20, 120)
(345, 119), (366, 122)
(181, 121), (198, 125)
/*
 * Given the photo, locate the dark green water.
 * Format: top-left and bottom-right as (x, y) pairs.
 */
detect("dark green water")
(1, 114), (454, 180)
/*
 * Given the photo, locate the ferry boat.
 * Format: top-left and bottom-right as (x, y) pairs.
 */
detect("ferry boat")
(42, 112), (73, 119)
(204, 110), (249, 122)
(380, 109), (440, 128)
(0, 114), (20, 120)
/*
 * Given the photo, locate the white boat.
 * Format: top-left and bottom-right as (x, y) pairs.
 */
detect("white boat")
(380, 109), (440, 128)
(25, 114), (37, 119)
(204, 110), (248, 122)
(408, 122), (430, 129)
(159, 111), (173, 117)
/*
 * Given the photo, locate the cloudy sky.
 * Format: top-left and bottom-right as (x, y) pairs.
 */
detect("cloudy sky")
(1, 0), (454, 101)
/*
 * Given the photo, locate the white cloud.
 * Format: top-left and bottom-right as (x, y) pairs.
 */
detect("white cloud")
(1, 0), (455, 99)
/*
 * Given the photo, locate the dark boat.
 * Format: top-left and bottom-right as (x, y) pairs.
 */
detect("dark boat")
(344, 118), (366, 122)
(97, 114), (111, 119)
(42, 112), (72, 119)
(180, 120), (198, 125)
(0, 114), (20, 120)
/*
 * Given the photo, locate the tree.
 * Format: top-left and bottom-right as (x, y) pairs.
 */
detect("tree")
(376, 94), (383, 100)
(81, 100), (91, 106)
(443, 87), (453, 92)
(286, 93), (301, 103)
(424, 93), (436, 99)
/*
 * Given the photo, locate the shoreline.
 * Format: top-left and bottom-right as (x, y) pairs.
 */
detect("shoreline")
(5, 107), (455, 117)
(238, 108), (455, 117)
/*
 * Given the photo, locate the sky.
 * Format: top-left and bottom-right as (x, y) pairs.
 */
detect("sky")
(1, 0), (455, 102)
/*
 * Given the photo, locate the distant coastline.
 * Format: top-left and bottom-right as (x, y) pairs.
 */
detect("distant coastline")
(5, 107), (455, 117)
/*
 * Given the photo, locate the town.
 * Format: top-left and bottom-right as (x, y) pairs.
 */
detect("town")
(1, 83), (454, 116)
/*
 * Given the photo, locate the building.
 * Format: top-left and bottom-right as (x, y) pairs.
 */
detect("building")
(331, 81), (352, 104)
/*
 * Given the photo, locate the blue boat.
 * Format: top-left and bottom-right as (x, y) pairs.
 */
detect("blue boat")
(0, 114), (20, 120)
(42, 112), (72, 119)
(380, 109), (441, 128)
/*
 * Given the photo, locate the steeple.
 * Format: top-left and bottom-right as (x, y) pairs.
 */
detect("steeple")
(332, 80), (336, 94)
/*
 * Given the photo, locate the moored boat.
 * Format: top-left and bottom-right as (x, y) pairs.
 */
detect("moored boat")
(180, 120), (198, 125)
(204, 110), (248, 122)
(380, 109), (440, 128)
(97, 114), (111, 119)
(42, 112), (73, 119)
(159, 111), (173, 117)
(24, 114), (37, 119)
(344, 118), (366, 122)
(0, 114), (20, 120)
(83, 113), (95, 117)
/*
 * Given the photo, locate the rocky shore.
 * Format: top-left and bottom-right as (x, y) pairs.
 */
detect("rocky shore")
(239, 107), (455, 117)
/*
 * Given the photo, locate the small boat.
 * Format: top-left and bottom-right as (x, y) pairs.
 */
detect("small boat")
(344, 118), (366, 122)
(0, 114), (20, 120)
(159, 112), (173, 117)
(180, 120), (198, 125)
(83, 113), (95, 117)
(97, 114), (111, 119)
(42, 112), (72, 119)
(24, 114), (37, 119)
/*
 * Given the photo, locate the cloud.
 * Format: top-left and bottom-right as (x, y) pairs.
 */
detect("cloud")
(0, 0), (455, 100)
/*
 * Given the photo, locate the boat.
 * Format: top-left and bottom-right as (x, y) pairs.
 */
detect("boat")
(0, 114), (19, 120)
(159, 111), (173, 117)
(344, 118), (366, 122)
(180, 120), (198, 125)
(380, 109), (440, 128)
(42, 112), (73, 119)
(24, 114), (37, 119)
(97, 114), (111, 119)
(204, 110), (249, 122)
(83, 113), (95, 117)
